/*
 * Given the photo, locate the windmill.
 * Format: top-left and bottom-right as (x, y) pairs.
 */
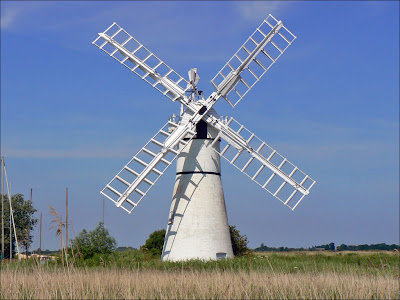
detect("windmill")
(93, 14), (316, 261)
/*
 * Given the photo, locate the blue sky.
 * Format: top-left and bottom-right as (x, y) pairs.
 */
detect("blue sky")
(1, 1), (398, 251)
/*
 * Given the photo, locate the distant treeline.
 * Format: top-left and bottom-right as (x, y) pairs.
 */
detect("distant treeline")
(34, 243), (400, 255)
(116, 246), (136, 252)
(30, 246), (137, 255)
(254, 243), (400, 252)
(36, 249), (59, 255)
(335, 243), (399, 251)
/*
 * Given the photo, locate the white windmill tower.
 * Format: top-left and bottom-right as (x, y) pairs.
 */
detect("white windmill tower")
(93, 14), (316, 261)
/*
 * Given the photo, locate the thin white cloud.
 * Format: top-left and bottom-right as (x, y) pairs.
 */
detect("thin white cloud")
(4, 118), (398, 168)
(4, 148), (137, 159)
(0, 1), (53, 30)
(1, 4), (22, 29)
(235, 2), (290, 22)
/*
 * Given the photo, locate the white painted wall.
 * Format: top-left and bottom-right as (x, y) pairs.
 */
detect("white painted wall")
(162, 138), (233, 261)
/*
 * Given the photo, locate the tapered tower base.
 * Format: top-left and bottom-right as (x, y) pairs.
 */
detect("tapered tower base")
(161, 137), (233, 261)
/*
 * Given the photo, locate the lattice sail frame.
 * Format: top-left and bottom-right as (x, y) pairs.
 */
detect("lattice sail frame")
(213, 117), (316, 210)
(211, 14), (296, 107)
(94, 15), (316, 213)
(101, 120), (195, 213)
(93, 22), (190, 103)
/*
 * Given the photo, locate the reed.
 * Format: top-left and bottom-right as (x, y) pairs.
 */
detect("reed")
(1, 252), (398, 299)
(1, 266), (398, 299)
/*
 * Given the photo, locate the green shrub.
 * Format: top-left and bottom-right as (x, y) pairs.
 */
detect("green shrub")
(71, 222), (116, 259)
(229, 225), (250, 256)
(140, 229), (166, 257)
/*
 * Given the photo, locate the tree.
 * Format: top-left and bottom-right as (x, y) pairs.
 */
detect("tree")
(336, 244), (348, 251)
(229, 225), (250, 256)
(71, 222), (116, 259)
(357, 244), (369, 251)
(0, 193), (38, 258)
(19, 228), (31, 256)
(141, 229), (166, 257)
(328, 242), (335, 251)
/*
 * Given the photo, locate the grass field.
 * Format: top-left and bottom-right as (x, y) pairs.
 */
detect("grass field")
(1, 251), (398, 299)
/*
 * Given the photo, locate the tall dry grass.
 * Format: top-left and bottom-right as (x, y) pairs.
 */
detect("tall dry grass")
(1, 263), (398, 299)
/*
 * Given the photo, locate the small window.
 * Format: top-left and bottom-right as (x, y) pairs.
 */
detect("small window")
(216, 252), (227, 260)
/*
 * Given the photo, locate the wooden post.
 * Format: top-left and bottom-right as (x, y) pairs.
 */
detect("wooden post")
(60, 227), (63, 266)
(27, 188), (32, 256)
(65, 188), (68, 254)
(9, 210), (11, 261)
(1, 157), (4, 259)
(9, 182), (11, 261)
(39, 212), (42, 256)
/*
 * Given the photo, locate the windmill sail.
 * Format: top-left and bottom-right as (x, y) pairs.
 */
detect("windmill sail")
(95, 14), (316, 215)
(93, 23), (191, 105)
(211, 14), (296, 107)
(101, 120), (196, 213)
(211, 117), (315, 210)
